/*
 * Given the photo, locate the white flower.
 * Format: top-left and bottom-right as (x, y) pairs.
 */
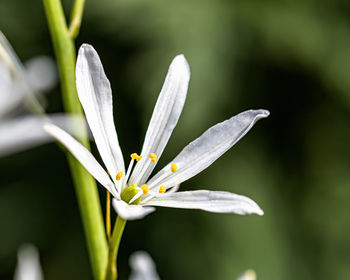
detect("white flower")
(14, 244), (43, 280)
(0, 32), (84, 157)
(129, 251), (160, 280)
(237, 270), (257, 280)
(0, 31), (56, 118)
(44, 44), (269, 220)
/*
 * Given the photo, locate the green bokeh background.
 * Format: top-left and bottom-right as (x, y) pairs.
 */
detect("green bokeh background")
(1, 0), (350, 279)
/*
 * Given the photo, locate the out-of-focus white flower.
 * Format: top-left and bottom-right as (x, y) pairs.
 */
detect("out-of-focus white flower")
(0, 32), (57, 118)
(14, 244), (43, 280)
(0, 32), (85, 157)
(0, 114), (87, 157)
(128, 252), (257, 280)
(237, 269), (257, 280)
(24, 56), (57, 93)
(45, 44), (269, 220)
(129, 251), (160, 280)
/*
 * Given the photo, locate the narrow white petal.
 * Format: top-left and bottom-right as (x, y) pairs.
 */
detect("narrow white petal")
(0, 61), (23, 117)
(129, 251), (160, 280)
(0, 32), (48, 117)
(44, 123), (117, 196)
(147, 109), (269, 189)
(0, 32), (26, 116)
(167, 184), (180, 194)
(14, 244), (43, 280)
(112, 199), (155, 221)
(0, 114), (86, 157)
(0, 116), (47, 157)
(129, 55), (190, 185)
(143, 190), (264, 215)
(76, 44), (124, 184)
(0, 31), (24, 76)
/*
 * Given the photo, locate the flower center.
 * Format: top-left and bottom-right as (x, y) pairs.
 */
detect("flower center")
(121, 184), (141, 205)
(120, 152), (179, 201)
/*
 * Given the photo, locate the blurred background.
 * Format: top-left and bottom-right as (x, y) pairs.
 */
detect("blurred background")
(1, 0), (350, 279)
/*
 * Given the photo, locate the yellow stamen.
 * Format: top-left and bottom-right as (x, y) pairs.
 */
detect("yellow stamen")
(171, 163), (177, 173)
(130, 153), (138, 160)
(115, 171), (123, 181)
(141, 184), (149, 195)
(159, 185), (166, 193)
(131, 153), (142, 161)
(149, 153), (157, 163)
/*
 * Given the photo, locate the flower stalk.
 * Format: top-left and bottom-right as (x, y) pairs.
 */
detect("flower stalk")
(42, 0), (108, 279)
(68, 0), (85, 39)
(106, 217), (127, 280)
(106, 191), (111, 241)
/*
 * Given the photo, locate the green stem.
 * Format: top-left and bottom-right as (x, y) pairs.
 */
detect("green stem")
(106, 216), (127, 280)
(68, 0), (85, 39)
(42, 0), (108, 279)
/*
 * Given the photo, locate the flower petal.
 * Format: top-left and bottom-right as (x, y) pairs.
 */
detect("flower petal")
(76, 44), (125, 185)
(44, 123), (118, 197)
(14, 244), (43, 280)
(167, 183), (180, 194)
(147, 109), (269, 189)
(0, 31), (25, 76)
(0, 32), (49, 118)
(129, 55), (190, 185)
(0, 116), (46, 157)
(129, 251), (160, 280)
(0, 114), (85, 157)
(112, 199), (155, 220)
(0, 32), (27, 117)
(143, 190), (264, 215)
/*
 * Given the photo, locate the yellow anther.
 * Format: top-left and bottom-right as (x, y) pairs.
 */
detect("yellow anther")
(130, 153), (138, 160)
(141, 184), (149, 195)
(131, 153), (142, 161)
(158, 185), (166, 193)
(149, 153), (157, 163)
(115, 171), (123, 181)
(171, 163), (177, 173)
(130, 153), (142, 161)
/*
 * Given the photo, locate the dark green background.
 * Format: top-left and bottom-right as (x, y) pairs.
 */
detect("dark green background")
(1, 0), (350, 279)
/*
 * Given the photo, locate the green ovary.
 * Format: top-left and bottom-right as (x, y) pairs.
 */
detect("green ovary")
(121, 184), (141, 205)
